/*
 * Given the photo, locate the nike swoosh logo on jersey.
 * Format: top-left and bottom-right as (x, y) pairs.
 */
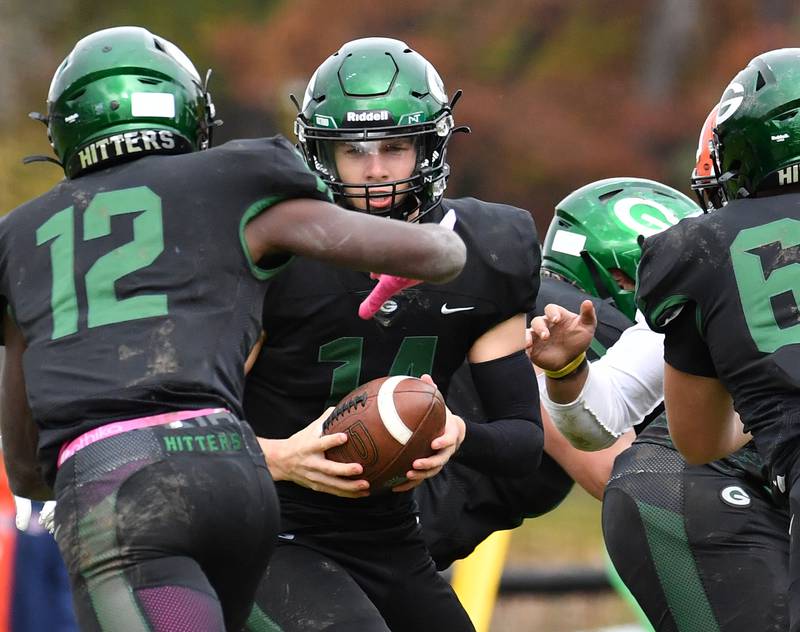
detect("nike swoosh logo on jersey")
(441, 304), (475, 315)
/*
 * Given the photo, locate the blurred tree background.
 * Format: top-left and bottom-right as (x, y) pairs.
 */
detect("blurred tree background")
(3, 0), (800, 231)
(2, 1), (799, 629)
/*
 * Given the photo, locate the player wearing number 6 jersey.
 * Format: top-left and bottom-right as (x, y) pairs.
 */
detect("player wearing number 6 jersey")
(636, 48), (800, 630)
(0, 27), (465, 632)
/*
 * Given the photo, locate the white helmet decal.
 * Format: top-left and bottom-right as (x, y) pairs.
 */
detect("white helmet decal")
(717, 81), (745, 125)
(612, 197), (696, 238)
(426, 62), (448, 105)
(301, 69), (318, 113)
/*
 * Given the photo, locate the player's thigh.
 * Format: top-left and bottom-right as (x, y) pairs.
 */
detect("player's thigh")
(605, 443), (789, 632)
(249, 543), (390, 632)
(54, 426), (278, 632)
(376, 554), (475, 632)
(788, 464), (800, 632)
(603, 488), (677, 630)
(342, 518), (475, 632)
(683, 464), (789, 630)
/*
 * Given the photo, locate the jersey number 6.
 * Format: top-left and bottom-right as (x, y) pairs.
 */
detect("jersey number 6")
(731, 218), (800, 353)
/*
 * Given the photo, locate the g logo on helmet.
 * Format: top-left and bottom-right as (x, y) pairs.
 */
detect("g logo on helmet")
(612, 197), (694, 238)
(717, 81), (745, 125)
(720, 485), (751, 508)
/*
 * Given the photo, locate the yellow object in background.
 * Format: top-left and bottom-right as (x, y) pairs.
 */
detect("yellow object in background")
(450, 530), (513, 632)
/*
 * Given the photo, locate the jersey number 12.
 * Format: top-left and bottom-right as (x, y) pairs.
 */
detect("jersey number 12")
(35, 186), (167, 340)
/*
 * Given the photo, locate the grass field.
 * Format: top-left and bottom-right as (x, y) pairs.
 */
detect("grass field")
(488, 486), (642, 632)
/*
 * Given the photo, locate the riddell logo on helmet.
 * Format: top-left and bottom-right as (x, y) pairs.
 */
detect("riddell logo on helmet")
(343, 110), (395, 128)
(346, 110), (391, 122)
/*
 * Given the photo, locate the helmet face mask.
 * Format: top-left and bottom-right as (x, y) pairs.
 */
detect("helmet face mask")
(541, 178), (702, 320)
(47, 26), (218, 178)
(320, 136), (427, 215)
(713, 48), (800, 202)
(691, 105), (724, 211)
(295, 37), (455, 221)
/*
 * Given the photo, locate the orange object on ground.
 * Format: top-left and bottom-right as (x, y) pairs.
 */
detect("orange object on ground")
(0, 454), (18, 632)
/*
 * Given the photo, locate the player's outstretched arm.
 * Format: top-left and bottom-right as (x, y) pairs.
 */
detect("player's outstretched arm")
(1, 315), (52, 501)
(245, 198), (466, 283)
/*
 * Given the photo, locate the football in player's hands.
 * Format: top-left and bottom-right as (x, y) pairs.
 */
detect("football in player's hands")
(323, 376), (446, 493)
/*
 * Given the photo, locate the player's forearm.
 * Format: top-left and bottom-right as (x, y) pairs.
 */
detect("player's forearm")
(456, 418), (543, 476)
(0, 317), (49, 500)
(455, 350), (544, 475)
(6, 466), (52, 501)
(542, 407), (633, 500)
(543, 361), (589, 403)
(541, 320), (664, 451)
(253, 199), (466, 284)
(338, 220), (466, 284)
(257, 437), (290, 481)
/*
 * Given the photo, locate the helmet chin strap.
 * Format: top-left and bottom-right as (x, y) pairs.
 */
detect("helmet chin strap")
(22, 155), (62, 167)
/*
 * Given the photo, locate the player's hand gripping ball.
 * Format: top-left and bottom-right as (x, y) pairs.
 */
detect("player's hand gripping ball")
(323, 376), (446, 493)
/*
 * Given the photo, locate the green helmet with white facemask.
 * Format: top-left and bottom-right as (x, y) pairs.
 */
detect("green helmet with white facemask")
(46, 26), (217, 178)
(541, 178), (702, 320)
(294, 37), (459, 220)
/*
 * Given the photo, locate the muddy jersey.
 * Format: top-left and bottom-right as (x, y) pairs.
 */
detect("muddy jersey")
(637, 194), (800, 467)
(244, 198), (538, 519)
(0, 136), (330, 484)
(448, 276), (633, 425)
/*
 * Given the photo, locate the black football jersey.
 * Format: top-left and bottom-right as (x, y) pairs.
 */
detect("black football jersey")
(447, 275), (766, 482)
(243, 198), (538, 519)
(637, 193), (800, 467)
(0, 136), (330, 483)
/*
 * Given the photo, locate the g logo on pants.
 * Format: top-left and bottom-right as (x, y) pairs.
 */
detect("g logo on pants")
(720, 485), (751, 508)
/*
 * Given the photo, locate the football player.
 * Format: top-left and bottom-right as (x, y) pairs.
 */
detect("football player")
(531, 174), (789, 629)
(0, 28), (466, 632)
(243, 37), (541, 631)
(636, 48), (800, 629)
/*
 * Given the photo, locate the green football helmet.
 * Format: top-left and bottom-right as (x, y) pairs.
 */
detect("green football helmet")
(541, 178), (702, 319)
(46, 26), (217, 178)
(713, 48), (800, 201)
(294, 37), (459, 220)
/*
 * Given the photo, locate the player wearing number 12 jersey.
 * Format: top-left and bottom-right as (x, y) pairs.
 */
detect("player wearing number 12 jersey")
(0, 28), (465, 632)
(243, 38), (541, 632)
(636, 48), (800, 630)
